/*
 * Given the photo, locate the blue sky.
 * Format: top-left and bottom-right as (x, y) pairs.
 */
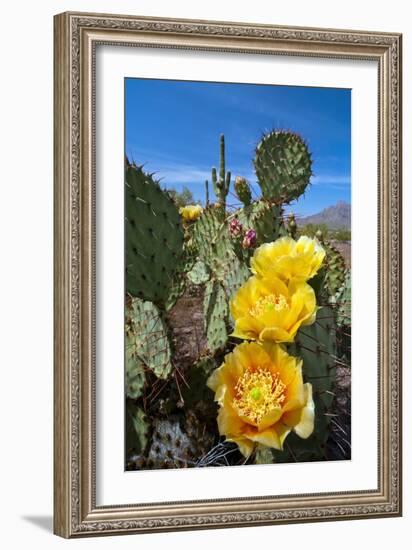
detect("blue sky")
(125, 78), (351, 217)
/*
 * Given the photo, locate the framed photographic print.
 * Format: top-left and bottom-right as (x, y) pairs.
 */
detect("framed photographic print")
(53, 12), (402, 538)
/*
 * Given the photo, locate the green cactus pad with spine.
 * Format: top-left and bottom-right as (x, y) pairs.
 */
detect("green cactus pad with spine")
(125, 164), (184, 307)
(204, 280), (229, 353)
(335, 269), (351, 327)
(254, 130), (312, 203)
(126, 401), (149, 457)
(187, 260), (210, 285)
(221, 255), (250, 304)
(126, 296), (172, 379)
(236, 200), (282, 245)
(253, 203), (282, 244)
(164, 273), (186, 312)
(125, 342), (145, 399)
(323, 241), (347, 299)
(147, 418), (195, 469)
(145, 416), (215, 468)
(272, 306), (337, 462)
(192, 208), (236, 279)
(234, 176), (252, 206)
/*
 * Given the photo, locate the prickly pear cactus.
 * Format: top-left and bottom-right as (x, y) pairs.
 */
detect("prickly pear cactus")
(144, 414), (215, 469)
(287, 306), (337, 460)
(253, 202), (283, 244)
(125, 344), (145, 399)
(204, 280), (229, 352)
(126, 401), (149, 457)
(192, 207), (236, 279)
(125, 163), (184, 307)
(126, 296), (172, 379)
(335, 269), (351, 326)
(234, 176), (252, 206)
(187, 260), (210, 285)
(163, 243), (198, 311)
(164, 272), (186, 312)
(125, 128), (350, 470)
(254, 130), (313, 203)
(323, 241), (347, 299)
(221, 254), (250, 302)
(236, 200), (282, 245)
(335, 270), (351, 364)
(287, 213), (298, 239)
(253, 307), (338, 464)
(147, 417), (196, 468)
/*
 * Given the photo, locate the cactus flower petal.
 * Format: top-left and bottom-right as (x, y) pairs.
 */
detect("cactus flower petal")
(230, 275), (317, 344)
(207, 342), (315, 456)
(179, 204), (203, 222)
(251, 236), (325, 282)
(282, 383), (315, 439)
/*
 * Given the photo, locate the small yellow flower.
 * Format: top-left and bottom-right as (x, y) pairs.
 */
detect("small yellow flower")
(230, 275), (317, 343)
(179, 204), (203, 222)
(207, 342), (315, 457)
(251, 236), (325, 282)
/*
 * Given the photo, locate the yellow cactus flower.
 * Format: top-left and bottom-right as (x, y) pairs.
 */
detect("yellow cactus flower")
(179, 204), (203, 222)
(207, 341), (315, 457)
(251, 235), (325, 282)
(230, 275), (317, 343)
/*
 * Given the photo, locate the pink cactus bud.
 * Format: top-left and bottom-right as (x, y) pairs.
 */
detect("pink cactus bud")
(242, 229), (257, 249)
(229, 217), (243, 237)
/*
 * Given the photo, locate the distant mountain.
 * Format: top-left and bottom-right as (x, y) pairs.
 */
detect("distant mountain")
(298, 201), (351, 229)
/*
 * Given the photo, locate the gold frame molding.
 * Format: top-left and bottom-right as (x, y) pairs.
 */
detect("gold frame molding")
(53, 11), (402, 538)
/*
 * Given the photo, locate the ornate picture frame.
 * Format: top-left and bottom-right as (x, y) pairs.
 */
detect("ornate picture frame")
(53, 11), (402, 538)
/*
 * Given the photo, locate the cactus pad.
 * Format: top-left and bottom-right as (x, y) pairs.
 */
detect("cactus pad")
(254, 130), (312, 203)
(323, 241), (347, 299)
(234, 176), (252, 206)
(125, 164), (184, 307)
(126, 401), (149, 457)
(221, 254), (250, 303)
(204, 280), (229, 352)
(335, 269), (351, 326)
(273, 306), (338, 462)
(236, 200), (282, 245)
(125, 341), (145, 399)
(192, 208), (236, 279)
(187, 260), (210, 285)
(126, 296), (172, 379)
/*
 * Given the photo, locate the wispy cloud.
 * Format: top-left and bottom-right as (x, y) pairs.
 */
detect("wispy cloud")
(157, 166), (211, 185)
(311, 174), (351, 189)
(127, 145), (257, 186)
(157, 164), (258, 189)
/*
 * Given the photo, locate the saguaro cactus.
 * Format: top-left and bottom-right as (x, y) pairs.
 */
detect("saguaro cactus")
(211, 134), (231, 211)
(205, 179), (210, 206)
